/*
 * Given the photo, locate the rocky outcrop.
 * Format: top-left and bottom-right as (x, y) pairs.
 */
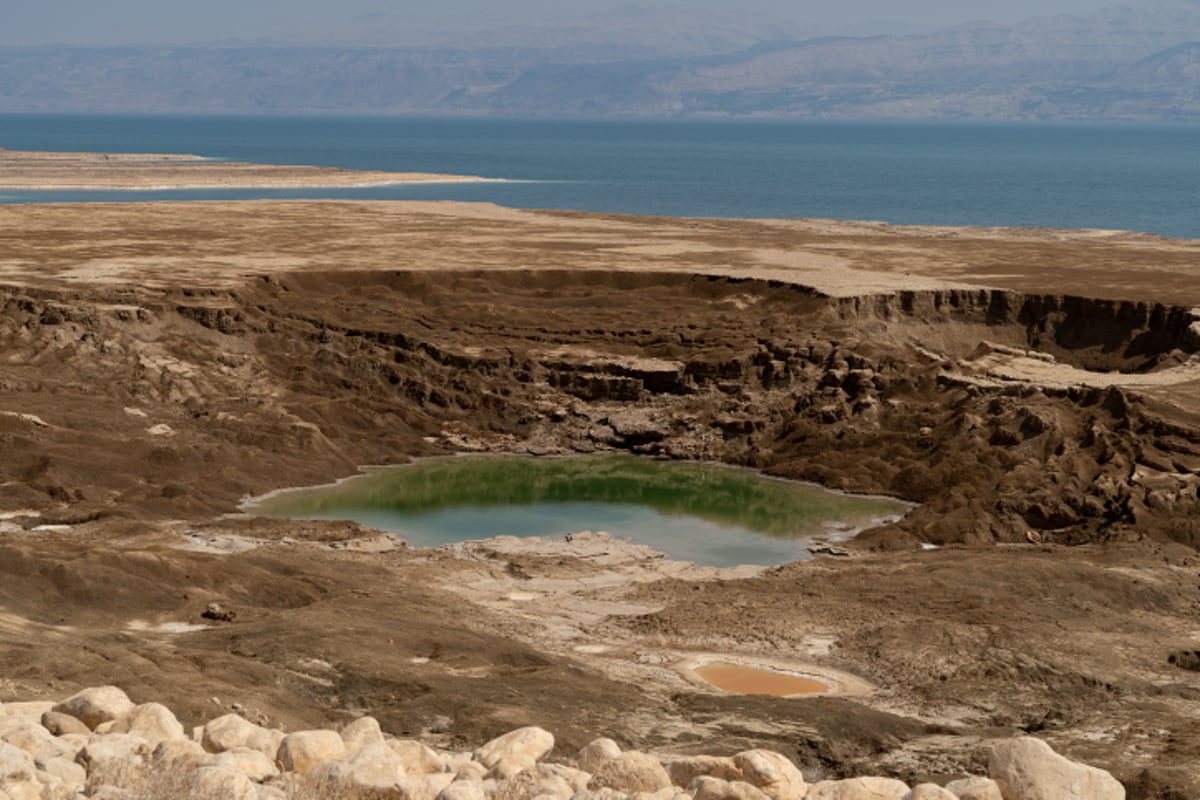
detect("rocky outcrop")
(0, 687), (1133, 800)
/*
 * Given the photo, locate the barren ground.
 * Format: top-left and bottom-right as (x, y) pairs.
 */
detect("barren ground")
(0, 149), (488, 189)
(0, 198), (1198, 797)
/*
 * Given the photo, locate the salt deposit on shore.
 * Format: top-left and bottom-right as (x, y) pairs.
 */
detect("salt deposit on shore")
(0, 149), (497, 191)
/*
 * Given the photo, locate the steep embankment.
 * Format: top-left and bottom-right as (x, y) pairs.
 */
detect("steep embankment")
(2, 269), (1196, 550)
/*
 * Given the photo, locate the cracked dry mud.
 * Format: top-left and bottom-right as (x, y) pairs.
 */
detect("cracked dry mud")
(0, 199), (1199, 798)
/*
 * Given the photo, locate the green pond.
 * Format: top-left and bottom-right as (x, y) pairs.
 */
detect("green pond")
(245, 455), (910, 567)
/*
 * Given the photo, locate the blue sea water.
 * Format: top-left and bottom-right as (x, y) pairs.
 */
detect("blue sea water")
(1, 114), (1198, 238)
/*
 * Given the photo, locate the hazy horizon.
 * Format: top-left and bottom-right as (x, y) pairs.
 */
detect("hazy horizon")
(4, 0), (1126, 47)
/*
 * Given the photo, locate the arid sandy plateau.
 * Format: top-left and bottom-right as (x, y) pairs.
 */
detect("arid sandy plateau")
(1, 153), (1199, 797)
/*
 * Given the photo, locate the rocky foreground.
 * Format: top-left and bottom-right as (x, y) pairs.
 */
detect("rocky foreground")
(0, 686), (1124, 800)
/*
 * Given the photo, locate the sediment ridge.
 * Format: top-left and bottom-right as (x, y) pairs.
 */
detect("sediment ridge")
(0, 150), (493, 190)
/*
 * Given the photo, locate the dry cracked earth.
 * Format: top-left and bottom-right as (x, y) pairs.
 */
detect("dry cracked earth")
(0, 199), (1199, 797)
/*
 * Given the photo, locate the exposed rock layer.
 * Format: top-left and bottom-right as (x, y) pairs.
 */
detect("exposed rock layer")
(0, 268), (1196, 550)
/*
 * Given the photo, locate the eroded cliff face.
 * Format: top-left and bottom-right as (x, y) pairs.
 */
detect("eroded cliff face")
(1, 269), (1196, 551)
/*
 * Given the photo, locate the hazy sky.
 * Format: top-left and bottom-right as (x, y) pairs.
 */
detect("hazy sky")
(4, 0), (1125, 46)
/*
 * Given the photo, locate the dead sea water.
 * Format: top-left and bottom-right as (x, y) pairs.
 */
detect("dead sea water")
(245, 455), (910, 567)
(1, 115), (1198, 237)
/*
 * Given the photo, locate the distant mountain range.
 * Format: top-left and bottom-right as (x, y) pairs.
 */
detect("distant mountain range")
(2, 0), (1199, 119)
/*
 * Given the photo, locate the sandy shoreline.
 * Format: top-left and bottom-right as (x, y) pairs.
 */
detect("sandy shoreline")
(0, 148), (497, 190)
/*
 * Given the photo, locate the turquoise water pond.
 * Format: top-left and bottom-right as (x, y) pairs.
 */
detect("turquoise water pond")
(245, 455), (910, 567)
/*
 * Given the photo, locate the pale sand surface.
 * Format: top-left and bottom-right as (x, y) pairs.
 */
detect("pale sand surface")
(0, 199), (1197, 306)
(0, 149), (494, 189)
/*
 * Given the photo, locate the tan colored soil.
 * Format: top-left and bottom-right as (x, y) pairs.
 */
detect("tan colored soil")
(0, 149), (492, 189)
(0, 193), (1198, 797)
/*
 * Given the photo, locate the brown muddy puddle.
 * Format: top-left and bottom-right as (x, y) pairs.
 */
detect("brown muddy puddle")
(694, 663), (828, 697)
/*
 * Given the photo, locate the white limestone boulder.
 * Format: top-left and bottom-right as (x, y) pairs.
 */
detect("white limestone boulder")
(76, 733), (150, 792)
(452, 760), (488, 781)
(437, 779), (487, 800)
(904, 785), (957, 800)
(988, 737), (1124, 800)
(486, 764), (574, 800)
(588, 750), (672, 793)
(0, 716), (65, 761)
(0, 777), (43, 800)
(34, 754), (86, 793)
(322, 740), (407, 796)
(388, 738), (448, 775)
(214, 747), (280, 782)
(645, 788), (692, 800)
(577, 738), (622, 774)
(0, 742), (35, 781)
(88, 787), (134, 800)
(57, 732), (89, 756)
(340, 716), (386, 752)
(474, 726), (554, 775)
(663, 755), (742, 788)
(534, 763), (592, 794)
(689, 775), (772, 800)
(202, 714), (285, 759)
(568, 789), (627, 800)
(40, 711), (90, 737)
(943, 776), (1002, 800)
(108, 702), (186, 749)
(401, 772), (456, 800)
(806, 777), (911, 800)
(151, 738), (212, 771)
(2, 703), (54, 722)
(275, 729), (346, 776)
(52, 687), (134, 731)
(190, 765), (259, 800)
(732, 750), (807, 800)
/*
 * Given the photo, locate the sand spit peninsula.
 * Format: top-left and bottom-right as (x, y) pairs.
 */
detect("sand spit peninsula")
(0, 148), (496, 190)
